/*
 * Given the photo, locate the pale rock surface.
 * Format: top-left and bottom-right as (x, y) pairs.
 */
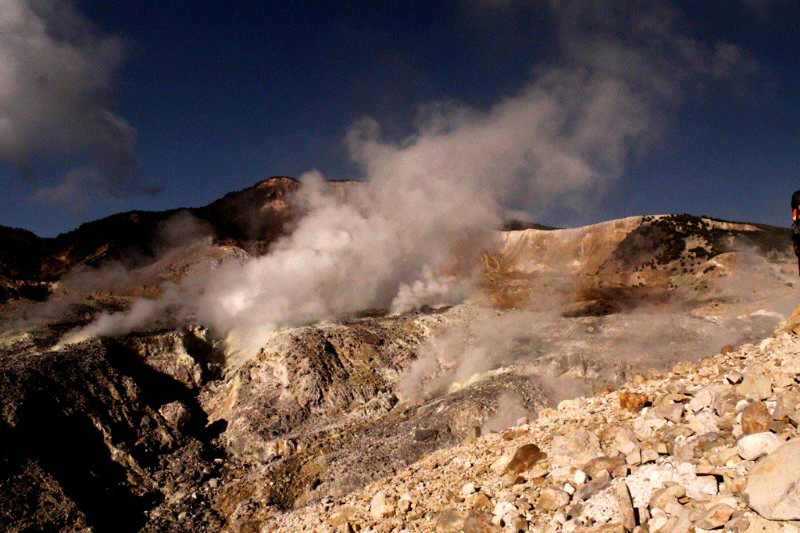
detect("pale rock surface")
(745, 439), (800, 520)
(737, 432), (783, 460)
(694, 502), (734, 530)
(267, 324), (800, 532)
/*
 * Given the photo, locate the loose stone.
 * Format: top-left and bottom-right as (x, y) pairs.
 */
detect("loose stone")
(741, 402), (771, 435)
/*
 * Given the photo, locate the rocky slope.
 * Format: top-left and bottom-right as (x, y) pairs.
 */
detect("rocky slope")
(269, 315), (800, 533)
(0, 330), (226, 532)
(1, 191), (798, 532)
(485, 214), (789, 315)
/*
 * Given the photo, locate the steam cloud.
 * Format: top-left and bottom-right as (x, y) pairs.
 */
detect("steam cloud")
(0, 0), (156, 203)
(61, 0), (760, 361)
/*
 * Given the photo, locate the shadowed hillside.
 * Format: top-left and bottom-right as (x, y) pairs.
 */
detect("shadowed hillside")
(0, 177), (300, 303)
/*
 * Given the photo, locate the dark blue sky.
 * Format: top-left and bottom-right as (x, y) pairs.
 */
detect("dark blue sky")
(1, 0), (799, 236)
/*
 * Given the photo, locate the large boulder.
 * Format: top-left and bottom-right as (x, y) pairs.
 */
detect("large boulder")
(744, 439), (800, 520)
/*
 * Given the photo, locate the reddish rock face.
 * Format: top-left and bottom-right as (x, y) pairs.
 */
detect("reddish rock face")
(503, 443), (546, 477)
(741, 401), (771, 435)
(202, 176), (301, 253)
(619, 391), (649, 412)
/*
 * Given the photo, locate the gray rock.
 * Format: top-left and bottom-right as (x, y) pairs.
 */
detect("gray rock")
(414, 428), (439, 442)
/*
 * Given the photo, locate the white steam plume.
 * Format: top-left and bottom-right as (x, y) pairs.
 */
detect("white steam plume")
(0, 0), (156, 202)
(188, 172), (488, 357)
(61, 0), (758, 359)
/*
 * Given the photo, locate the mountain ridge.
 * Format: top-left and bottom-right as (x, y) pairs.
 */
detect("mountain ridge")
(0, 176), (791, 307)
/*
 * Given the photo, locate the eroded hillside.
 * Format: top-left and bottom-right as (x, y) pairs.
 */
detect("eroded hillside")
(0, 187), (796, 532)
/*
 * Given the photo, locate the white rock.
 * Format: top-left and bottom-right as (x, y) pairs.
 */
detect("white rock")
(492, 501), (517, 524)
(688, 411), (720, 435)
(633, 416), (667, 440)
(745, 439), (800, 520)
(626, 463), (679, 507)
(687, 475), (719, 501)
(369, 491), (393, 519)
(579, 486), (619, 524)
(735, 399), (751, 413)
(736, 432), (782, 460)
(649, 513), (669, 532)
(460, 482), (476, 497)
(677, 462), (695, 476)
(688, 388), (714, 413)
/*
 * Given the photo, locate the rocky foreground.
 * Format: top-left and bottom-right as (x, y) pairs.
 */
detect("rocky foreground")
(270, 312), (800, 533)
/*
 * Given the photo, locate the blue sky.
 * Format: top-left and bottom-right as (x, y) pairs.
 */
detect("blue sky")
(1, 0), (799, 236)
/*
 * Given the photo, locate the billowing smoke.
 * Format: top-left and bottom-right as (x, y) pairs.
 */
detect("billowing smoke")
(61, 0), (759, 361)
(0, 0), (156, 202)
(188, 172), (487, 356)
(482, 391), (530, 432)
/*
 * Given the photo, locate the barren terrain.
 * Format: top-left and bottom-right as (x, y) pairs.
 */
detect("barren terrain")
(1, 179), (798, 532)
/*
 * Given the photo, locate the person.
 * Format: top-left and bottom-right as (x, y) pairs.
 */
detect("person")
(792, 190), (800, 275)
